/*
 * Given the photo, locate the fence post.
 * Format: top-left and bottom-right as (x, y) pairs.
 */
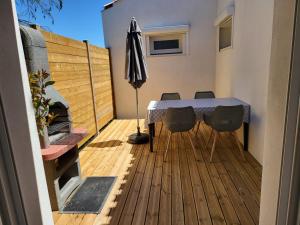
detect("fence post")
(108, 48), (117, 118)
(83, 40), (99, 135)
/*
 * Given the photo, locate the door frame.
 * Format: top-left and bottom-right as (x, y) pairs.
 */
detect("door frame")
(0, 97), (27, 225)
(276, 0), (300, 224)
(0, 0), (53, 224)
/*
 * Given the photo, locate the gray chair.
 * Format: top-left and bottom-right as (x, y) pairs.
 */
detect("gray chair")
(204, 105), (245, 162)
(161, 92), (181, 100)
(163, 106), (198, 161)
(158, 92), (181, 137)
(194, 91), (215, 99)
(194, 91), (215, 135)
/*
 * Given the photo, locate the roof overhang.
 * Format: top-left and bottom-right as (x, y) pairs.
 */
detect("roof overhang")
(143, 25), (190, 35)
(103, 0), (120, 11)
(214, 4), (235, 26)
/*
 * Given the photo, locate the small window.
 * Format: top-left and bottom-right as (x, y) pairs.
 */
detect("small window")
(148, 34), (185, 56)
(153, 40), (179, 50)
(219, 17), (233, 51)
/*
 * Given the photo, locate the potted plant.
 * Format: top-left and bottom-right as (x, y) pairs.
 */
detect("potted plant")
(29, 70), (56, 149)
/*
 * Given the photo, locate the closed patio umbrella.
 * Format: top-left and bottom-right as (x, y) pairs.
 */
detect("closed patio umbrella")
(125, 17), (149, 144)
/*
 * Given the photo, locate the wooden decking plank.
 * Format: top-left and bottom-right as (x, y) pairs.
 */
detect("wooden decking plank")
(80, 120), (136, 224)
(220, 133), (262, 190)
(191, 133), (240, 225)
(200, 148), (241, 225)
(196, 132), (241, 225)
(78, 120), (123, 175)
(201, 126), (260, 225)
(159, 127), (172, 225)
(219, 130), (262, 178)
(171, 133), (185, 225)
(214, 162), (257, 225)
(80, 120), (125, 175)
(145, 123), (164, 225)
(218, 157), (259, 225)
(217, 135), (261, 205)
(106, 143), (144, 225)
(81, 123), (126, 176)
(177, 133), (201, 225)
(202, 128), (259, 225)
(189, 132), (226, 225)
(52, 120), (261, 225)
(244, 153), (262, 178)
(92, 123), (144, 225)
(54, 120), (127, 225)
(182, 133), (213, 225)
(131, 151), (156, 225)
(206, 163), (241, 225)
(92, 121), (135, 175)
(79, 214), (97, 225)
(118, 144), (150, 225)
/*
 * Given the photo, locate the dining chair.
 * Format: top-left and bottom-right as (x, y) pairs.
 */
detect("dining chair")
(194, 91), (215, 99)
(203, 105), (245, 162)
(161, 92), (181, 100)
(158, 92), (181, 137)
(194, 91), (215, 135)
(163, 106), (198, 161)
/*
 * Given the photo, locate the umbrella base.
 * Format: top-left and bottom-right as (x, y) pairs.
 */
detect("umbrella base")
(128, 132), (149, 144)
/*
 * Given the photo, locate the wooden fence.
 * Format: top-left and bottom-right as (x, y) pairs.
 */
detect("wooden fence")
(40, 29), (114, 145)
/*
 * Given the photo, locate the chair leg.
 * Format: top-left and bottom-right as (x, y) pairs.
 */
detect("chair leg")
(195, 121), (201, 134)
(210, 131), (218, 162)
(205, 128), (213, 149)
(195, 122), (205, 144)
(187, 131), (199, 161)
(164, 132), (172, 161)
(158, 122), (163, 137)
(233, 132), (246, 161)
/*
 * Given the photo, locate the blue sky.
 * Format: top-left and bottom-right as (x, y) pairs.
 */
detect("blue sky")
(17, 0), (112, 47)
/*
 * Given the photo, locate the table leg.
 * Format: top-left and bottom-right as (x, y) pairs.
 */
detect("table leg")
(149, 123), (155, 152)
(243, 122), (249, 151)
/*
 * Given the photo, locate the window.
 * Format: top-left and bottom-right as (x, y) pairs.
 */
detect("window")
(143, 25), (189, 56)
(148, 34), (184, 56)
(219, 16), (233, 51)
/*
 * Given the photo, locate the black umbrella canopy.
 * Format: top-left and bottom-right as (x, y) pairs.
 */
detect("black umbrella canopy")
(125, 18), (149, 144)
(125, 17), (148, 89)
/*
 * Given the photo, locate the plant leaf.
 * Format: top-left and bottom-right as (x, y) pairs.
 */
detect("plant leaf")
(45, 81), (55, 87)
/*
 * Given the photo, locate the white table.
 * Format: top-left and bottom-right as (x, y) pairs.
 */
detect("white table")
(147, 98), (250, 152)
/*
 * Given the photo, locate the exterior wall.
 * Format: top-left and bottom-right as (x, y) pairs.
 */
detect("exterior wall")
(215, 0), (274, 163)
(102, 0), (217, 119)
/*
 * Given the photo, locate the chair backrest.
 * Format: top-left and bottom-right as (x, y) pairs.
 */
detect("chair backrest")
(211, 105), (244, 132)
(161, 92), (181, 101)
(163, 106), (196, 133)
(194, 91), (215, 99)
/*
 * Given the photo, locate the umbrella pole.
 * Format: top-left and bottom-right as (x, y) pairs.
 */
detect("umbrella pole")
(127, 87), (149, 144)
(135, 88), (141, 135)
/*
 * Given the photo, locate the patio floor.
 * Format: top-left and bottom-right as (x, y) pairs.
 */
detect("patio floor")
(52, 119), (262, 225)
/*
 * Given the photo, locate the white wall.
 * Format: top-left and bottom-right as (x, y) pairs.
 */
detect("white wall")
(260, 0), (296, 224)
(215, 0), (274, 163)
(102, 0), (217, 119)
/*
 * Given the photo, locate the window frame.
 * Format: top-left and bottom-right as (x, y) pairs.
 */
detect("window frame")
(218, 16), (234, 52)
(143, 25), (189, 57)
(148, 33), (185, 56)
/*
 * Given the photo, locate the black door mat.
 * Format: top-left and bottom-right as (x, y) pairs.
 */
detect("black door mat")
(62, 176), (116, 214)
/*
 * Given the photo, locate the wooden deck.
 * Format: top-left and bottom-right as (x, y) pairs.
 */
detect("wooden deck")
(52, 119), (262, 225)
